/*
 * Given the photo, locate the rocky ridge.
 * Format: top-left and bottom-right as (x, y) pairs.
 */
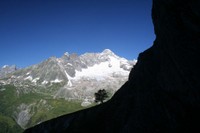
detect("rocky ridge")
(0, 65), (17, 79)
(0, 49), (136, 102)
(25, 0), (200, 132)
(0, 49), (136, 130)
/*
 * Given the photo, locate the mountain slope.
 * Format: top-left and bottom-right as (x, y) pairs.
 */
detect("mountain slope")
(0, 49), (135, 130)
(0, 65), (17, 79)
(1, 49), (136, 100)
(25, 0), (200, 132)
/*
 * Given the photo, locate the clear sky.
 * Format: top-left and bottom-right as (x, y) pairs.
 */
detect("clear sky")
(0, 0), (155, 68)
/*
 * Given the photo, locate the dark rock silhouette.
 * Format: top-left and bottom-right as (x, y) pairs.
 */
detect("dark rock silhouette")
(24, 0), (200, 132)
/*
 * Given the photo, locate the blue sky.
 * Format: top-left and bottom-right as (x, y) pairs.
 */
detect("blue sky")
(0, 0), (155, 68)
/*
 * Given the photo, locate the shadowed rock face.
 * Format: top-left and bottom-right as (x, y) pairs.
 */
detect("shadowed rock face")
(25, 0), (200, 132)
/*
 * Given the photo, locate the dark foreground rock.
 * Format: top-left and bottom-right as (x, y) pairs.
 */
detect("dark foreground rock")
(25, 0), (200, 132)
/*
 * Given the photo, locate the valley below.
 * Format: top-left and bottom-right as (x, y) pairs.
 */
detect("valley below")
(0, 49), (136, 132)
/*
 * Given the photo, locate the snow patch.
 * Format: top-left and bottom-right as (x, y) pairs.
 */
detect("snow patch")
(65, 71), (73, 87)
(67, 80), (72, 87)
(74, 55), (129, 80)
(67, 63), (73, 66)
(11, 75), (16, 78)
(64, 52), (69, 56)
(26, 72), (31, 75)
(51, 79), (63, 83)
(0, 80), (6, 85)
(57, 59), (61, 63)
(24, 76), (33, 81)
(32, 77), (40, 83)
(42, 80), (48, 84)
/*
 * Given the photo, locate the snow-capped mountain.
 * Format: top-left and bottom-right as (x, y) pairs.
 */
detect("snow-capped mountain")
(0, 49), (136, 101)
(0, 49), (137, 129)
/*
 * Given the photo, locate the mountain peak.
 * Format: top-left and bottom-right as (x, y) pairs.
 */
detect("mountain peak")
(0, 65), (17, 78)
(102, 49), (113, 54)
(101, 49), (117, 57)
(64, 52), (70, 57)
(101, 49), (119, 58)
(2, 65), (9, 68)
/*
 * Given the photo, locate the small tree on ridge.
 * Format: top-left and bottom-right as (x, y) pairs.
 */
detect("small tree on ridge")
(94, 89), (108, 104)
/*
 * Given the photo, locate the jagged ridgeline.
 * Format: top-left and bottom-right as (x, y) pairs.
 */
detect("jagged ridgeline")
(24, 0), (200, 132)
(0, 49), (136, 131)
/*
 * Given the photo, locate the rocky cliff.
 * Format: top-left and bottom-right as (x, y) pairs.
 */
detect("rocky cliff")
(25, 0), (200, 132)
(0, 65), (17, 78)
